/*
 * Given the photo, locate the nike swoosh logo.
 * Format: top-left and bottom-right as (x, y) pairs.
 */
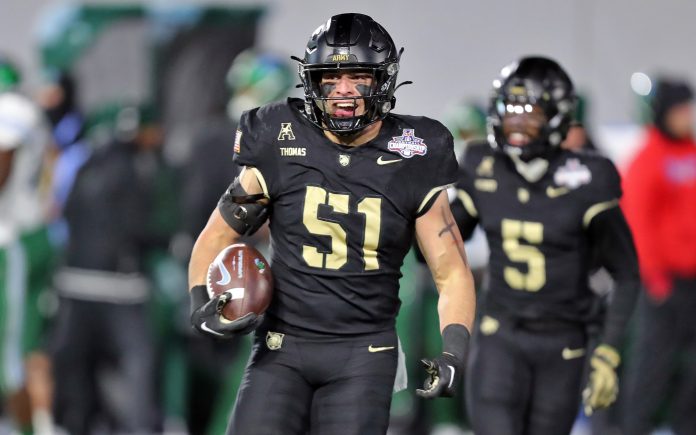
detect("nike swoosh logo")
(562, 347), (586, 360)
(201, 322), (224, 337)
(368, 345), (395, 353)
(377, 156), (403, 165)
(446, 364), (456, 389)
(546, 186), (570, 198)
(214, 254), (232, 286)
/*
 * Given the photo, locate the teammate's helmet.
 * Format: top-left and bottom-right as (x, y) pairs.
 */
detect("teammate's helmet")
(0, 56), (20, 92)
(488, 56), (576, 160)
(296, 13), (401, 135)
(226, 50), (294, 121)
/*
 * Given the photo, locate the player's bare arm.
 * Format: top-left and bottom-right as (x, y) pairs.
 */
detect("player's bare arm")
(188, 166), (266, 288)
(414, 190), (476, 399)
(188, 166), (268, 338)
(416, 191), (476, 331)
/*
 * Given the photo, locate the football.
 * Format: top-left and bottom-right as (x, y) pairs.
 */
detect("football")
(206, 243), (273, 321)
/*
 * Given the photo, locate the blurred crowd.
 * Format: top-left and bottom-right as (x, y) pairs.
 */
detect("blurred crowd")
(0, 7), (695, 435)
(0, 47), (295, 435)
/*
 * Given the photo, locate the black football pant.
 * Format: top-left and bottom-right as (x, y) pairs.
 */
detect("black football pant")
(621, 279), (696, 435)
(227, 325), (398, 435)
(466, 314), (587, 435)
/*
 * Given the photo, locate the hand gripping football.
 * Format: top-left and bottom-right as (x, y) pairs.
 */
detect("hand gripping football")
(206, 243), (273, 321)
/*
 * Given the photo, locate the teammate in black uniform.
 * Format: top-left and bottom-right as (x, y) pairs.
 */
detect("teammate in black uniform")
(187, 14), (476, 435)
(452, 57), (640, 434)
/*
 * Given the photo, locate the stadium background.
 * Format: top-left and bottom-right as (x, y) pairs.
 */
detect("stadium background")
(0, 1), (694, 434)
(3, 0), (696, 159)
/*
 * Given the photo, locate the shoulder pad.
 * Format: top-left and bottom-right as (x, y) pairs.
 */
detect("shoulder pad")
(461, 141), (494, 172)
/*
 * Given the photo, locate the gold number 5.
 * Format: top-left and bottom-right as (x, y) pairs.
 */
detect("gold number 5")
(302, 186), (382, 270)
(501, 218), (546, 292)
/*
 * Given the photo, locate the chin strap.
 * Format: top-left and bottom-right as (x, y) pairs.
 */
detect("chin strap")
(508, 153), (549, 183)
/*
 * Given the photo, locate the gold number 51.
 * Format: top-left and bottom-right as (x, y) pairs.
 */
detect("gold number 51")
(302, 186), (382, 270)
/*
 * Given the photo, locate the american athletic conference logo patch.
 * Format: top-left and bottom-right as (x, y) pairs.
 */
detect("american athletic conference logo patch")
(388, 129), (427, 158)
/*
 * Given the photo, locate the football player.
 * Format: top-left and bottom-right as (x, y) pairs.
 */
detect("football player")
(0, 56), (55, 434)
(451, 57), (640, 434)
(188, 13), (476, 435)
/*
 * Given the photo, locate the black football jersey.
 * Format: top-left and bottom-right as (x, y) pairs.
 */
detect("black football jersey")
(234, 98), (457, 335)
(454, 142), (622, 322)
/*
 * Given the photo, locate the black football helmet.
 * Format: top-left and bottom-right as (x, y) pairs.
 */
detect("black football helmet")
(295, 13), (403, 135)
(488, 56), (576, 160)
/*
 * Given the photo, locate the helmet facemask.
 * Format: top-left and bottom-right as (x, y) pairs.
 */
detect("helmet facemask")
(296, 13), (406, 136)
(488, 57), (576, 161)
(501, 102), (547, 149)
(298, 61), (400, 135)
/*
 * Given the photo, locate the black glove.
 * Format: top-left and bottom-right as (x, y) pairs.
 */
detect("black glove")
(417, 323), (470, 399)
(416, 353), (462, 398)
(189, 285), (262, 339)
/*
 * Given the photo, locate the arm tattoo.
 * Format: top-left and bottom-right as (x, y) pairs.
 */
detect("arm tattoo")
(438, 205), (469, 266)
(437, 206), (457, 238)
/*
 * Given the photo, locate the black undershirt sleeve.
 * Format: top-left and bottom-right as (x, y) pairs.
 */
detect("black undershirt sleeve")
(450, 191), (479, 241)
(587, 205), (641, 349)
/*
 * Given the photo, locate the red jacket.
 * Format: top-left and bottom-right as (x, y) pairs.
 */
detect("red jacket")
(622, 127), (696, 299)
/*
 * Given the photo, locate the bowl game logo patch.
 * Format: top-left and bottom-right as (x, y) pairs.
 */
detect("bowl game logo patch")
(388, 129), (427, 158)
(554, 158), (592, 189)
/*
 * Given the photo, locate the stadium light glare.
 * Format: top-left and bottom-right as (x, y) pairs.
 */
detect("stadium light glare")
(630, 72), (652, 96)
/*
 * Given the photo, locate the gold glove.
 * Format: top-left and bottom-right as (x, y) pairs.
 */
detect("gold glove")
(582, 344), (621, 416)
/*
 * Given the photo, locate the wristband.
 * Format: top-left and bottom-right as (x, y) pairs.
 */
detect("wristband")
(442, 323), (471, 364)
(189, 285), (210, 316)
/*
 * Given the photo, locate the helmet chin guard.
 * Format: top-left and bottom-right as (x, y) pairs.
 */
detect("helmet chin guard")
(295, 13), (406, 135)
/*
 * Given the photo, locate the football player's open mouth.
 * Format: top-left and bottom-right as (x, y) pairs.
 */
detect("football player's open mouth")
(332, 101), (359, 118)
(508, 131), (531, 146)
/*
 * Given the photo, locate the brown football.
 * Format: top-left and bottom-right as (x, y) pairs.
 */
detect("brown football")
(206, 243), (273, 321)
